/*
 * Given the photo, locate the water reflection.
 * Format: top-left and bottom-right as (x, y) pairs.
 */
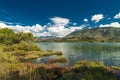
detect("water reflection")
(37, 42), (120, 66)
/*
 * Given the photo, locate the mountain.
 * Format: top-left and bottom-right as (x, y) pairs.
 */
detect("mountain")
(38, 36), (58, 39)
(35, 36), (62, 42)
(65, 27), (120, 42)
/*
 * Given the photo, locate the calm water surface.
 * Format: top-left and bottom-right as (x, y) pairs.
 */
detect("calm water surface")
(36, 42), (120, 66)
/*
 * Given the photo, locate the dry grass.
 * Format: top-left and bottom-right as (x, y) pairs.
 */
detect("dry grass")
(48, 56), (67, 64)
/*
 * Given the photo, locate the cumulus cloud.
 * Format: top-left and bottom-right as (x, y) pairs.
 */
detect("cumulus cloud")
(0, 17), (83, 37)
(114, 12), (120, 19)
(84, 18), (88, 22)
(47, 17), (83, 37)
(46, 24), (83, 37)
(91, 14), (104, 23)
(99, 22), (120, 28)
(50, 17), (70, 26)
(0, 22), (44, 36)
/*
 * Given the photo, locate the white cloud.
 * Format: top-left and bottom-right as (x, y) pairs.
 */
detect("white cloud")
(0, 17), (83, 37)
(0, 22), (44, 36)
(46, 23), (83, 37)
(91, 14), (104, 23)
(70, 26), (83, 31)
(50, 17), (70, 26)
(99, 22), (120, 28)
(84, 18), (88, 22)
(0, 23), (8, 28)
(46, 17), (83, 37)
(114, 12), (120, 19)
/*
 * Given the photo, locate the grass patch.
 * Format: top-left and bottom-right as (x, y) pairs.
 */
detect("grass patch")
(0, 43), (118, 80)
(72, 60), (105, 68)
(3, 41), (41, 52)
(68, 60), (117, 80)
(42, 51), (63, 56)
(9, 51), (63, 62)
(112, 66), (120, 70)
(47, 56), (67, 64)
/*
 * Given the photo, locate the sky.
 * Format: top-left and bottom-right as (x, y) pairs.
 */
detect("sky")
(0, 0), (120, 37)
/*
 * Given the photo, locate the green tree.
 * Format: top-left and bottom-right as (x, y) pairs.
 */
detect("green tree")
(16, 32), (34, 42)
(0, 28), (34, 45)
(0, 28), (16, 45)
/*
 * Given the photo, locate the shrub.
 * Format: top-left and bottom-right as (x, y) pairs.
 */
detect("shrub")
(0, 53), (17, 63)
(71, 60), (117, 80)
(3, 41), (41, 52)
(0, 28), (34, 45)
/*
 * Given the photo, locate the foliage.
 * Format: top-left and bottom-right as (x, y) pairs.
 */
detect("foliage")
(0, 62), (68, 80)
(0, 52), (17, 63)
(0, 44), (17, 63)
(0, 28), (119, 80)
(0, 28), (34, 45)
(0, 28), (16, 45)
(16, 32), (34, 43)
(3, 41), (41, 52)
(69, 60), (117, 80)
(0, 60), (117, 80)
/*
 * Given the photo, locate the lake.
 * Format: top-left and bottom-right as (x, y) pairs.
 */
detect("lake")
(36, 42), (120, 66)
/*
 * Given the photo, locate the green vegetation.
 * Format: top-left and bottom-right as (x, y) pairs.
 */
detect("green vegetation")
(48, 56), (67, 64)
(112, 66), (120, 71)
(0, 28), (120, 80)
(0, 28), (34, 45)
(3, 41), (41, 52)
(63, 60), (117, 80)
(63, 61), (117, 80)
(72, 60), (105, 68)
(42, 51), (63, 56)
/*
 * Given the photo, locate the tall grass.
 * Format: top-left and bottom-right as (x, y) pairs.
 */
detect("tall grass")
(0, 44), (118, 80)
(3, 41), (41, 52)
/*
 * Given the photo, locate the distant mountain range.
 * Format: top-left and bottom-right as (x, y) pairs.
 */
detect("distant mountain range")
(65, 27), (120, 41)
(35, 36), (62, 42)
(38, 36), (58, 39)
(35, 27), (120, 42)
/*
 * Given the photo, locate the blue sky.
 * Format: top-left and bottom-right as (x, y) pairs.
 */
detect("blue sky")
(0, 0), (120, 37)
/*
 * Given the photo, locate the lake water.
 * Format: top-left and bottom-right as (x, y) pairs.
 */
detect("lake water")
(36, 42), (120, 66)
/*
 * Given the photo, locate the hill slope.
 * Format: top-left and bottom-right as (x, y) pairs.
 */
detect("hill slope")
(65, 27), (120, 41)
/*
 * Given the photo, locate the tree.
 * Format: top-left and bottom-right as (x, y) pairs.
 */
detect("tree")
(0, 28), (34, 45)
(16, 32), (34, 42)
(0, 28), (16, 45)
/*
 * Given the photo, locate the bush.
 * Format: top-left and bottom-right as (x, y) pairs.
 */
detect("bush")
(0, 53), (17, 63)
(3, 41), (41, 52)
(0, 28), (34, 45)
(71, 60), (117, 80)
